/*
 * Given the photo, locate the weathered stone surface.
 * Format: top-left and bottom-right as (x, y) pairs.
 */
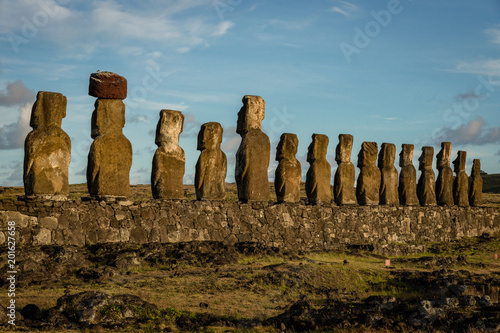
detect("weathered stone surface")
(453, 151), (469, 207)
(334, 134), (356, 205)
(87, 99), (132, 198)
(152, 110), (185, 199)
(306, 134), (331, 205)
(356, 142), (380, 206)
(195, 122), (227, 200)
(24, 91), (71, 198)
(399, 144), (419, 206)
(378, 143), (398, 205)
(88, 71), (127, 99)
(417, 146), (437, 206)
(469, 159), (483, 207)
(436, 142), (454, 206)
(275, 133), (301, 203)
(235, 95), (270, 202)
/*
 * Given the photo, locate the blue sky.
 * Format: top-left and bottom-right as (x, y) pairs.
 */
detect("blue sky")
(0, 0), (499, 186)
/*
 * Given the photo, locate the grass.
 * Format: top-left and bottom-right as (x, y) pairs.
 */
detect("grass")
(1, 239), (499, 332)
(1, 181), (499, 206)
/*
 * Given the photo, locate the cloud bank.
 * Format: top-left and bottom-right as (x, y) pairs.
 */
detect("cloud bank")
(0, 80), (35, 149)
(432, 117), (500, 146)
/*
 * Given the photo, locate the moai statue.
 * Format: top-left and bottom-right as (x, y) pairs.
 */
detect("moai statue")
(87, 72), (132, 199)
(305, 134), (331, 205)
(195, 122), (227, 200)
(235, 95), (270, 202)
(152, 110), (185, 199)
(417, 146), (437, 206)
(378, 143), (398, 205)
(398, 144), (419, 206)
(435, 142), (454, 206)
(356, 142), (380, 206)
(24, 91), (71, 199)
(469, 159), (483, 207)
(333, 134), (356, 205)
(453, 150), (469, 207)
(275, 133), (301, 203)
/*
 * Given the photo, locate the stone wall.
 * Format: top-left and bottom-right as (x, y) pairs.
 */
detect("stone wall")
(0, 198), (498, 254)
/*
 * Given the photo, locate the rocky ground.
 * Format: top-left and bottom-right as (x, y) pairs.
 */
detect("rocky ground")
(1, 183), (499, 331)
(0, 236), (499, 332)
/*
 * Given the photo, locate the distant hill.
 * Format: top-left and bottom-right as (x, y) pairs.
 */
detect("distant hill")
(482, 173), (500, 193)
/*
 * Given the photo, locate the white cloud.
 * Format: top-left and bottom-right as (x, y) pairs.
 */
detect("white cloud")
(0, 102), (32, 149)
(176, 47), (191, 53)
(485, 25), (500, 45)
(127, 114), (150, 124)
(0, 161), (23, 186)
(2, 0), (234, 57)
(432, 117), (500, 146)
(212, 21), (234, 36)
(147, 51), (162, 58)
(221, 126), (240, 153)
(0, 80), (35, 106)
(0, 0), (73, 33)
(454, 59), (500, 76)
(119, 46), (144, 57)
(182, 112), (202, 137)
(329, 1), (359, 17)
(88, 1), (234, 46)
(264, 18), (316, 31)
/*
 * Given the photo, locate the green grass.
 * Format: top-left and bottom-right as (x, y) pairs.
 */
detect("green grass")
(483, 173), (500, 193)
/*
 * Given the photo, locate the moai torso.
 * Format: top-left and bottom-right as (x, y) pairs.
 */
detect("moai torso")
(235, 95), (270, 202)
(417, 146), (436, 206)
(453, 151), (469, 207)
(87, 99), (132, 198)
(275, 133), (301, 203)
(356, 142), (380, 205)
(305, 134), (331, 205)
(333, 134), (356, 205)
(469, 159), (483, 207)
(435, 142), (454, 206)
(378, 143), (398, 205)
(398, 144), (419, 206)
(195, 122), (227, 200)
(152, 110), (185, 199)
(24, 91), (71, 198)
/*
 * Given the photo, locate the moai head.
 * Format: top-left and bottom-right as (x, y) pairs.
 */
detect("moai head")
(436, 142), (452, 169)
(378, 143), (396, 168)
(91, 99), (125, 138)
(357, 142), (378, 168)
(453, 150), (467, 173)
(472, 159), (481, 176)
(307, 134), (329, 163)
(197, 122), (223, 151)
(335, 134), (353, 164)
(418, 146), (434, 171)
(236, 95), (265, 134)
(276, 133), (298, 161)
(399, 144), (414, 168)
(155, 110), (184, 147)
(30, 91), (67, 129)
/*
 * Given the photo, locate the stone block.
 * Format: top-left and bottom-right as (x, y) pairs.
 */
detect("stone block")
(88, 71), (127, 99)
(39, 216), (58, 229)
